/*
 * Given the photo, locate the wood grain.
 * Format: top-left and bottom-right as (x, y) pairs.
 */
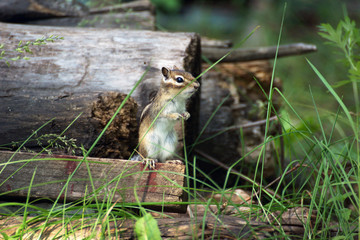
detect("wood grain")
(0, 151), (185, 204)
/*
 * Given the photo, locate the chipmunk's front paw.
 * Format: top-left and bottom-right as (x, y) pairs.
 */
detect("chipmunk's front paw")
(181, 112), (190, 120)
(168, 112), (190, 121)
(165, 160), (184, 165)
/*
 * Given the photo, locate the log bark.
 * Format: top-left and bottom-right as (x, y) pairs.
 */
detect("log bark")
(0, 23), (201, 159)
(0, 207), (332, 239)
(89, 0), (154, 14)
(27, 0), (156, 30)
(0, 151), (185, 205)
(0, 0), (88, 22)
(27, 11), (156, 30)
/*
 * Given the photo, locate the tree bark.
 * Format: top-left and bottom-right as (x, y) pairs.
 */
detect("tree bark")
(0, 0), (88, 22)
(26, 0), (156, 30)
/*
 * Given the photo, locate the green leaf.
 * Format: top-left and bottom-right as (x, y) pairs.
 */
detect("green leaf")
(23, 57), (30, 60)
(327, 192), (353, 204)
(336, 208), (352, 222)
(134, 213), (162, 240)
(24, 46), (32, 53)
(0, 44), (4, 49)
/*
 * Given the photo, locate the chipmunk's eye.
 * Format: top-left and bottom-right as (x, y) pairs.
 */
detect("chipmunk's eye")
(175, 77), (184, 83)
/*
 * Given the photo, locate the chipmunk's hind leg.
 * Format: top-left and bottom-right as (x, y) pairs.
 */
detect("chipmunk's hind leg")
(142, 158), (158, 169)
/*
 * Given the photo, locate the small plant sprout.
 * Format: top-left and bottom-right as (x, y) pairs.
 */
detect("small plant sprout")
(0, 35), (64, 67)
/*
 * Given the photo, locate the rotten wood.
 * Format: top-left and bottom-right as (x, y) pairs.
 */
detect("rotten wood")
(0, 207), (330, 239)
(0, 22), (201, 159)
(202, 43), (317, 62)
(0, 151), (185, 205)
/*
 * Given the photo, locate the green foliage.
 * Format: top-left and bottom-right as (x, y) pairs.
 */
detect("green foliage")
(0, 35), (63, 67)
(134, 212), (162, 240)
(318, 16), (360, 89)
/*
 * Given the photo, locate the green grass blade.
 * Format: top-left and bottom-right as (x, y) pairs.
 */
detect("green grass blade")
(307, 59), (357, 139)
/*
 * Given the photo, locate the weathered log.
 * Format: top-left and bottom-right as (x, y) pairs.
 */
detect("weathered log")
(27, 0), (156, 30)
(27, 11), (156, 30)
(0, 151), (185, 205)
(201, 37), (232, 48)
(202, 43), (317, 62)
(0, 207), (328, 239)
(89, 0), (154, 14)
(0, 0), (88, 22)
(0, 23), (201, 158)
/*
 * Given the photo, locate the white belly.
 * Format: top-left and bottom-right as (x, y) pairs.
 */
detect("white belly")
(146, 118), (177, 162)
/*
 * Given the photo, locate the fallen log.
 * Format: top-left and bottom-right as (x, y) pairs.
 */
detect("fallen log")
(0, 150), (185, 205)
(0, 22), (201, 158)
(0, 0), (88, 22)
(89, 0), (154, 14)
(27, 0), (156, 30)
(202, 43), (317, 62)
(0, 207), (330, 239)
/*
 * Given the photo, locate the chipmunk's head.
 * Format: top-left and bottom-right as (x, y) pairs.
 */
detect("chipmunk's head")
(161, 66), (200, 98)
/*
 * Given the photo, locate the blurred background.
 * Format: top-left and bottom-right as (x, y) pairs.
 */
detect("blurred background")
(149, 0), (360, 119)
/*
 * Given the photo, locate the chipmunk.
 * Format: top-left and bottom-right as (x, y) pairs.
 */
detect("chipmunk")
(136, 66), (200, 168)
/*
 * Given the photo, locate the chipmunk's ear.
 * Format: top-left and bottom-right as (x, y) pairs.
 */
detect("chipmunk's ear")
(161, 67), (170, 79)
(172, 65), (179, 70)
